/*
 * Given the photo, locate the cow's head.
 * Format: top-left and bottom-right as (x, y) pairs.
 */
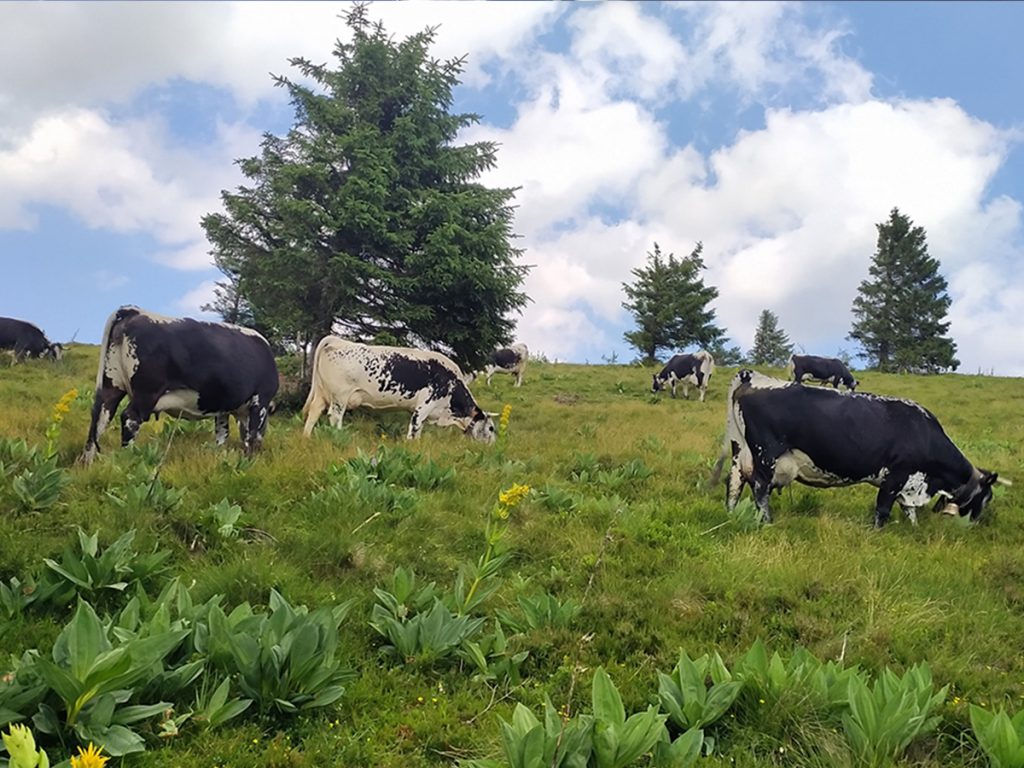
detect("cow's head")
(940, 468), (1003, 520)
(651, 374), (664, 394)
(45, 343), (64, 361)
(463, 408), (497, 444)
(843, 373), (858, 391)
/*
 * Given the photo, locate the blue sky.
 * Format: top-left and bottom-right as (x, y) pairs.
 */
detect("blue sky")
(1, 2), (1022, 373)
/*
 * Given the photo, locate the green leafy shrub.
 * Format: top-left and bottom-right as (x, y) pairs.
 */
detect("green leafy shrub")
(970, 704), (1024, 768)
(33, 599), (187, 756)
(657, 650), (743, 731)
(106, 478), (186, 515)
(205, 589), (355, 714)
(460, 620), (529, 686)
(11, 457), (68, 513)
(343, 443), (455, 490)
(497, 592), (581, 633)
(735, 640), (859, 710)
(841, 662), (947, 766)
(592, 667), (668, 768)
(37, 529), (171, 609)
(370, 598), (485, 668)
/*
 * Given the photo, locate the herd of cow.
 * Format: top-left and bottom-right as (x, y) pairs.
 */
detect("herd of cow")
(2, 308), (1008, 530)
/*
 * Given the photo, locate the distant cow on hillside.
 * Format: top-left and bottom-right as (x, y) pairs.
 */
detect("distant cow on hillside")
(82, 306), (279, 463)
(303, 336), (496, 443)
(0, 317), (63, 361)
(651, 350), (715, 401)
(788, 354), (858, 391)
(480, 343), (529, 387)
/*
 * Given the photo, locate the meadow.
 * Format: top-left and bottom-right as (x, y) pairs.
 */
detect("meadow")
(1, 345), (1023, 767)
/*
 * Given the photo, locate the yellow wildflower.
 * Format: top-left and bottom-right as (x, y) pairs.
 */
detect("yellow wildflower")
(498, 483), (531, 510)
(70, 742), (109, 768)
(50, 388), (78, 424)
(498, 404), (512, 436)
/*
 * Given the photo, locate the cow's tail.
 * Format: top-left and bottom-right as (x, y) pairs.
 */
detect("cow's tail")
(709, 450), (728, 487)
(301, 336), (332, 429)
(786, 356), (796, 380)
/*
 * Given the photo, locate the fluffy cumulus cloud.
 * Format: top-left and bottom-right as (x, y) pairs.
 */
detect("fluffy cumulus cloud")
(1, 2), (1021, 373)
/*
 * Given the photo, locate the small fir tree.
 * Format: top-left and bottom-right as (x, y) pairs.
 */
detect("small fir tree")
(848, 208), (958, 372)
(748, 309), (793, 367)
(621, 242), (724, 364)
(202, 5), (528, 374)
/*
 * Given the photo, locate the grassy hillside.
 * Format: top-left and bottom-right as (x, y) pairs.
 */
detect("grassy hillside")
(1, 345), (1022, 767)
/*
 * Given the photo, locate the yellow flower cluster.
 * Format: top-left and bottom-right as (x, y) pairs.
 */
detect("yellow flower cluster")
(70, 742), (108, 768)
(51, 388), (78, 425)
(498, 403), (512, 436)
(498, 483), (531, 510)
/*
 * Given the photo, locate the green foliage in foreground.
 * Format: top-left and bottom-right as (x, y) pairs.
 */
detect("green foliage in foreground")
(0, 345), (1023, 766)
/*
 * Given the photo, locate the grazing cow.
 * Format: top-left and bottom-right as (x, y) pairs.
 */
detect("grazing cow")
(82, 306), (279, 464)
(651, 350), (715, 402)
(0, 317), (63, 361)
(716, 369), (1002, 528)
(788, 354), (858, 391)
(483, 343), (529, 387)
(302, 336), (496, 443)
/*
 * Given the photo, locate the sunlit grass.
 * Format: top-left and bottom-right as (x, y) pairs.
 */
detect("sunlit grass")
(0, 346), (1022, 765)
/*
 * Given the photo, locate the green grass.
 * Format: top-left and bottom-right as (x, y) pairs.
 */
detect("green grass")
(1, 346), (1023, 766)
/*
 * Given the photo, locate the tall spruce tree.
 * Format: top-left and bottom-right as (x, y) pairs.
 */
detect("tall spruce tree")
(848, 208), (958, 373)
(748, 309), (793, 366)
(621, 241), (724, 364)
(201, 5), (528, 374)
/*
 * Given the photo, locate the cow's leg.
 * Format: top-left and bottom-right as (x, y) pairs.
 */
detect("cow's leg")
(302, 391), (330, 437)
(669, 378), (677, 398)
(242, 395), (270, 456)
(681, 381), (690, 399)
(327, 402), (347, 429)
(752, 475), (774, 524)
(82, 386), (126, 463)
(214, 414), (230, 446)
(900, 504), (920, 526)
(873, 472), (909, 529)
(514, 368), (523, 387)
(698, 384), (707, 403)
(120, 399), (147, 447)
(407, 404), (433, 440)
(486, 368), (494, 386)
(726, 442), (746, 512)
(749, 453), (778, 523)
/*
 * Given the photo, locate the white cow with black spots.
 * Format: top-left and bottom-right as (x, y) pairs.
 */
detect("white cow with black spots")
(302, 336), (496, 443)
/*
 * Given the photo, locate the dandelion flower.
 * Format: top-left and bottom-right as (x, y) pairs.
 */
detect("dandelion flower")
(70, 742), (109, 768)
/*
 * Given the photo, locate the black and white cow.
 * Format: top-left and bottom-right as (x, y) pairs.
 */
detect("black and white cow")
(716, 369), (1003, 528)
(788, 354), (858, 391)
(483, 343), (529, 387)
(651, 350), (715, 401)
(0, 317), (63, 361)
(82, 306), (279, 463)
(302, 336), (496, 443)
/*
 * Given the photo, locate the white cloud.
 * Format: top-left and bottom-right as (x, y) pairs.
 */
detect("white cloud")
(1, 1), (1021, 375)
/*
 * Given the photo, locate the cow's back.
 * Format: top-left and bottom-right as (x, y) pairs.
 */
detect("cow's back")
(104, 308), (277, 410)
(312, 337), (462, 409)
(0, 317), (47, 354)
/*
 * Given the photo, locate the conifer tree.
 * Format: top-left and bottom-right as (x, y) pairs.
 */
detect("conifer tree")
(202, 5), (528, 373)
(621, 242), (724, 364)
(849, 208), (958, 372)
(748, 309), (793, 366)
